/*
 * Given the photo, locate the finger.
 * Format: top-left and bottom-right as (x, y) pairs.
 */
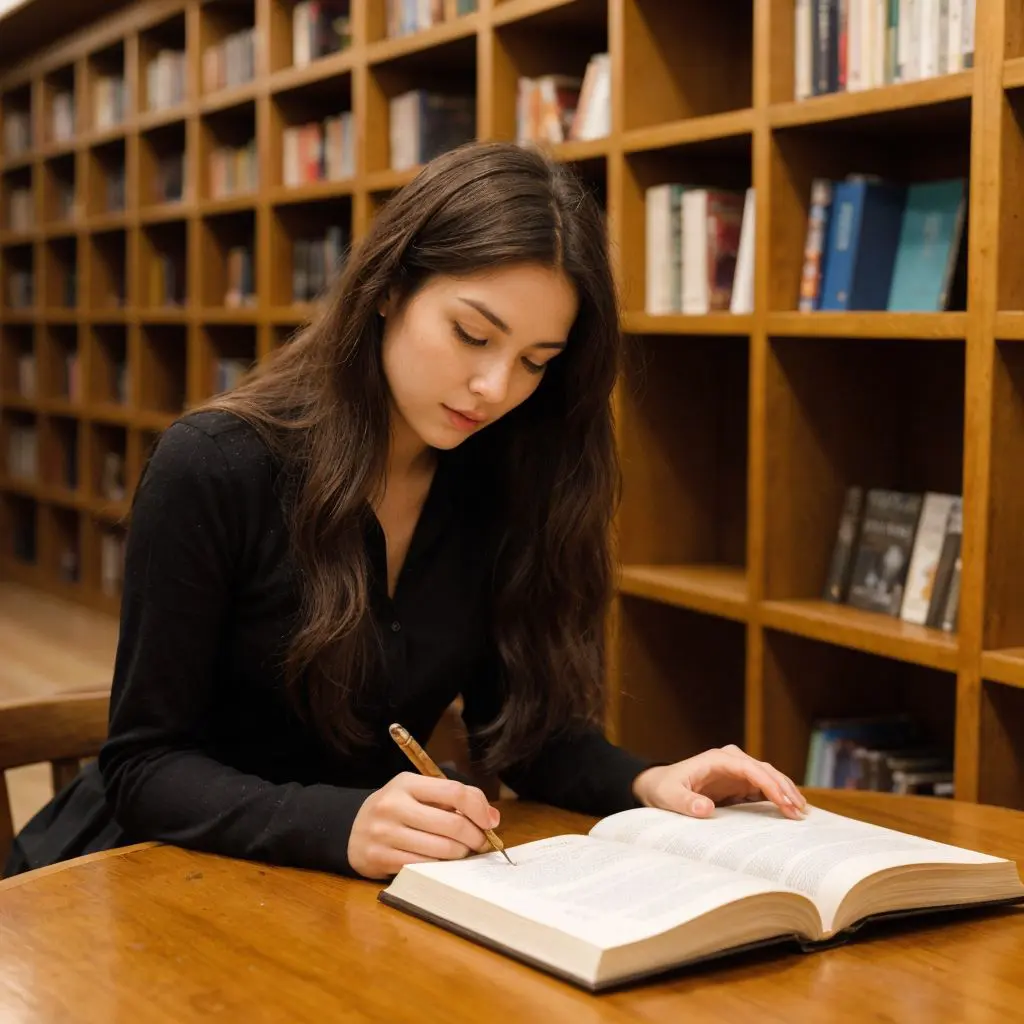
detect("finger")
(725, 755), (803, 819)
(391, 825), (477, 862)
(400, 775), (500, 831)
(400, 798), (491, 853)
(674, 787), (716, 818)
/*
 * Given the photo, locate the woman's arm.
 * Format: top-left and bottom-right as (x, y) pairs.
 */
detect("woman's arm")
(460, 659), (655, 818)
(97, 419), (375, 876)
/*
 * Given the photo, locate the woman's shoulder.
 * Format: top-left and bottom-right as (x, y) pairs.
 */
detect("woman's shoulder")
(143, 409), (282, 503)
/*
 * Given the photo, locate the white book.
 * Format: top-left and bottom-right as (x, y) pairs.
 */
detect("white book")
(946, 0), (963, 71)
(730, 188), (755, 314)
(847, 0), (864, 91)
(794, 0), (813, 99)
(900, 491), (959, 624)
(381, 801), (1024, 992)
(681, 189), (709, 315)
(293, 2), (311, 67)
(644, 184), (683, 315)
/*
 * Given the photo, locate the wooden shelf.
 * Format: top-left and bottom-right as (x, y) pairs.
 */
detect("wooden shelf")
(995, 312), (1024, 340)
(0, 0), (1017, 812)
(760, 600), (960, 673)
(981, 650), (1024, 690)
(1005, 57), (1024, 91)
(618, 564), (749, 622)
(622, 109), (755, 153)
(767, 312), (967, 339)
(769, 72), (974, 129)
(622, 311), (753, 336)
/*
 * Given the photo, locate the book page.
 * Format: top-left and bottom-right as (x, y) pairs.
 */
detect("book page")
(590, 802), (1006, 933)
(396, 833), (811, 948)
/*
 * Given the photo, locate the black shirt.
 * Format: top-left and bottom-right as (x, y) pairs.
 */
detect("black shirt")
(19, 410), (651, 878)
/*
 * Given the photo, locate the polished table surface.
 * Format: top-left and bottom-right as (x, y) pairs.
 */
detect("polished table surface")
(2, 789), (1023, 1023)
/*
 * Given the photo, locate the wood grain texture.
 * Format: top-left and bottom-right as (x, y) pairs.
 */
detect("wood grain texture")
(1, 793), (1023, 1023)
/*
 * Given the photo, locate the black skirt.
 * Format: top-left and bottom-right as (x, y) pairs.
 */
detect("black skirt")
(4, 759), (130, 878)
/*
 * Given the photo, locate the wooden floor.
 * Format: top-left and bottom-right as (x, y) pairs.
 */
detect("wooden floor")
(0, 582), (118, 833)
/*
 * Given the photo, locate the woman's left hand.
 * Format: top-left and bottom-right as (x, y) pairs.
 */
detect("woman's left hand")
(631, 745), (807, 821)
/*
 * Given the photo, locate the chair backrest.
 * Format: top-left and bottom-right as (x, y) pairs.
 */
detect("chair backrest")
(0, 689), (110, 867)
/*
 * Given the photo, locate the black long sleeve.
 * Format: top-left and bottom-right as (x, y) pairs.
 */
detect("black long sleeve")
(98, 418), (376, 876)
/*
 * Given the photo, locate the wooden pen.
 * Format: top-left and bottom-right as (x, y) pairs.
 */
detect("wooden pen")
(388, 722), (515, 865)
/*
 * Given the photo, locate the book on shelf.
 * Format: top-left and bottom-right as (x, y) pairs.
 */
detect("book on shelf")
(93, 74), (128, 130)
(388, 90), (476, 172)
(644, 184), (754, 316)
(204, 27), (257, 93)
(100, 530), (126, 597)
(799, 174), (966, 312)
(224, 245), (255, 308)
(16, 350), (37, 398)
(804, 713), (953, 795)
(9, 186), (34, 232)
(385, 0), (477, 38)
(147, 49), (187, 111)
(50, 90), (75, 143)
(380, 800), (1024, 992)
(156, 152), (186, 204)
(3, 110), (32, 157)
(823, 486), (962, 630)
(516, 58), (614, 148)
(292, 1), (351, 67)
(7, 269), (34, 309)
(282, 112), (355, 187)
(794, 0), (976, 100)
(292, 224), (348, 304)
(210, 139), (258, 199)
(6, 424), (38, 480)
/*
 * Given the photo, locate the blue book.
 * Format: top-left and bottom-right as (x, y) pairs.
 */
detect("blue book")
(818, 178), (907, 311)
(887, 179), (967, 312)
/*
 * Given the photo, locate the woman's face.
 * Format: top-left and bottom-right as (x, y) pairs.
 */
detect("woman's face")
(380, 263), (578, 451)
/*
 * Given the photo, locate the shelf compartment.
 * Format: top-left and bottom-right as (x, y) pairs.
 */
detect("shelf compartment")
(759, 629), (956, 788)
(984, 343), (1024, 652)
(2, 164), (35, 235)
(269, 0), (353, 75)
(2, 241), (35, 311)
(622, 0), (752, 131)
(86, 38), (129, 134)
(1, 493), (38, 566)
(41, 503), (82, 584)
(762, 335), (964, 623)
(87, 422), (128, 505)
(139, 9), (188, 116)
(141, 119), (189, 209)
(87, 229), (128, 312)
(139, 324), (187, 416)
(39, 415), (80, 495)
(269, 197), (351, 307)
(42, 153), (79, 228)
(1, 82), (34, 164)
(1, 324), (37, 399)
(200, 209), (256, 309)
(270, 71), (354, 190)
(490, 0), (607, 146)
(367, 6), (479, 56)
(2, 408), (39, 485)
(141, 220), (188, 310)
(997, 88), (1024, 312)
(85, 138), (128, 218)
(366, 35), (476, 175)
(618, 564), (748, 622)
(42, 236), (79, 309)
(981, 651), (1024, 691)
(616, 332), (749, 575)
(201, 324), (257, 400)
(614, 596), (746, 765)
(42, 61), (78, 149)
(621, 135), (752, 318)
(87, 323), (129, 408)
(200, 0), (258, 99)
(977, 682), (1024, 811)
(39, 324), (81, 403)
(201, 100), (258, 201)
(767, 106), (971, 314)
(84, 515), (127, 603)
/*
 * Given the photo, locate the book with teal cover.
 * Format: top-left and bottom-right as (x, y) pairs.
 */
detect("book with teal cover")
(887, 179), (967, 311)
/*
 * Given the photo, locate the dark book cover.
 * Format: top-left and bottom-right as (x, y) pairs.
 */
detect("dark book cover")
(846, 489), (923, 615)
(823, 485), (864, 602)
(925, 497), (963, 629)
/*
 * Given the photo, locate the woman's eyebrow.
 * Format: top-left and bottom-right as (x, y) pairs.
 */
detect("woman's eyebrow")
(458, 297), (510, 334)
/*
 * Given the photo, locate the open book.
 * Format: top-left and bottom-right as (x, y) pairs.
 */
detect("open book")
(379, 801), (1024, 991)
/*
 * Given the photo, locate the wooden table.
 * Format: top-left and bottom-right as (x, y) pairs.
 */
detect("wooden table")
(1, 790), (1023, 1023)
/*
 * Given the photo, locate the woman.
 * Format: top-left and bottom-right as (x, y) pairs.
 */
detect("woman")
(6, 141), (804, 882)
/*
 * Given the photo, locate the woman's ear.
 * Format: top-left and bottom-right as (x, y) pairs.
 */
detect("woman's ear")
(378, 287), (395, 318)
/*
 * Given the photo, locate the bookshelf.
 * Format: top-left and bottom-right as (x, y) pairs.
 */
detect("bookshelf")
(1, 0), (1022, 811)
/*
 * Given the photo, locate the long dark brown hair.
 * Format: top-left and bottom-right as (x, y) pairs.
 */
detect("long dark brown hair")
(198, 140), (622, 772)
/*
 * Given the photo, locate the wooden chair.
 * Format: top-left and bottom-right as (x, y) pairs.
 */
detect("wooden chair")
(0, 690), (110, 867)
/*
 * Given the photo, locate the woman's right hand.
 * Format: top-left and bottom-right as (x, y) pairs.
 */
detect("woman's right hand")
(348, 771), (501, 879)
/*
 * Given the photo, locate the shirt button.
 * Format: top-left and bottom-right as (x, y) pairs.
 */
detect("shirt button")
(391, 621), (401, 632)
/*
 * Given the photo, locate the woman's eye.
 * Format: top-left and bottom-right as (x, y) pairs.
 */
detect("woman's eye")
(522, 358), (546, 375)
(453, 322), (486, 346)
